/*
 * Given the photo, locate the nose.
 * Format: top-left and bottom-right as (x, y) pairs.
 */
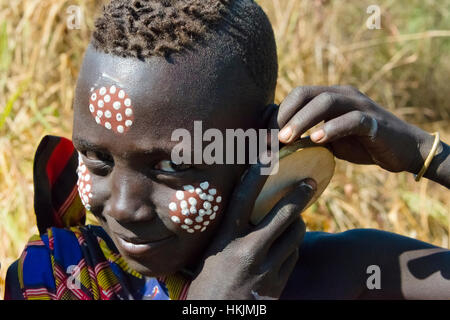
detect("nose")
(104, 167), (156, 224)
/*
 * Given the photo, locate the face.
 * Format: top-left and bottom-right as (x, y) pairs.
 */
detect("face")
(72, 44), (269, 277)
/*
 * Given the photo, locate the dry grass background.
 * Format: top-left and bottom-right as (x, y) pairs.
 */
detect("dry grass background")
(1, 0), (449, 298)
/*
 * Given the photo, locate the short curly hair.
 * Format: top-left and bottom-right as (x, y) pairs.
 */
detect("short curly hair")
(91, 0), (278, 102)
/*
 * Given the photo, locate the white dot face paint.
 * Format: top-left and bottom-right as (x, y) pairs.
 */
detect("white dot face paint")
(77, 153), (93, 212)
(88, 85), (135, 135)
(168, 181), (223, 234)
(176, 191), (184, 200)
(171, 216), (181, 224)
(169, 202), (177, 211)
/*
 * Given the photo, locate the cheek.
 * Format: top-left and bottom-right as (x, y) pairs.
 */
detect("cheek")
(167, 181), (223, 234)
(76, 153), (93, 211)
(89, 85), (135, 134)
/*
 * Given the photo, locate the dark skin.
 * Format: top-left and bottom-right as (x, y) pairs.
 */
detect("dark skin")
(275, 85), (450, 187)
(72, 44), (310, 294)
(68, 43), (450, 299)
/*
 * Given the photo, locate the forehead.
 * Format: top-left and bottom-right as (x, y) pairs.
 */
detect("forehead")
(73, 45), (262, 152)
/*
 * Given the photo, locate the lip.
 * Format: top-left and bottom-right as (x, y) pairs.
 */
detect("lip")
(115, 234), (175, 256)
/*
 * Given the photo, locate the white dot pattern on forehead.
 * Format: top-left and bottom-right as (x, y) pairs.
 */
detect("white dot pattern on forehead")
(77, 153), (92, 212)
(89, 86), (135, 134)
(168, 182), (222, 234)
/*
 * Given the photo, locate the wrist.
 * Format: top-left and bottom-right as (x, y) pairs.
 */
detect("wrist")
(406, 128), (434, 175)
(411, 129), (449, 187)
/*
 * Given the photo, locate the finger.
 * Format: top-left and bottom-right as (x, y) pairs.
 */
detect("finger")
(310, 110), (379, 144)
(277, 86), (330, 128)
(263, 217), (305, 269)
(278, 248), (300, 282)
(252, 178), (316, 247)
(280, 92), (359, 144)
(277, 85), (362, 131)
(223, 162), (271, 234)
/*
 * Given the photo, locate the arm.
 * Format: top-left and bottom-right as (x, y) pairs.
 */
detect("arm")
(419, 132), (450, 188)
(272, 85), (450, 189)
(281, 229), (449, 299)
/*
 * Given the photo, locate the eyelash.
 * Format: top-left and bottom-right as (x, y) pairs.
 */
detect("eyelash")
(153, 160), (192, 173)
(80, 151), (113, 175)
(80, 150), (192, 174)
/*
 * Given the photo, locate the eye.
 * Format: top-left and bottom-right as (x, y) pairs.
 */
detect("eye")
(154, 160), (191, 173)
(83, 150), (113, 164)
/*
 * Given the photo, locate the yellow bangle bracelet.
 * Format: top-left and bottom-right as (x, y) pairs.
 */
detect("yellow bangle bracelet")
(414, 132), (441, 182)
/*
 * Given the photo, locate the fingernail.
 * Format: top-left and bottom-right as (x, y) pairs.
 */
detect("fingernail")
(310, 129), (325, 142)
(300, 178), (317, 191)
(279, 126), (292, 141)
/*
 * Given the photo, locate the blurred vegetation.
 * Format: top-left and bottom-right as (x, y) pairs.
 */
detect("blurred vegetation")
(0, 0), (449, 297)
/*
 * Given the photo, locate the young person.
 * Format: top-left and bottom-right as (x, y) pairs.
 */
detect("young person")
(4, 0), (449, 299)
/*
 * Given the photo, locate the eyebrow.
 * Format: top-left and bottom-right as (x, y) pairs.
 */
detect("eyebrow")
(72, 137), (172, 159)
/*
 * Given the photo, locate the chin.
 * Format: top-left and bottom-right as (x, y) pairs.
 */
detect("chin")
(122, 254), (182, 277)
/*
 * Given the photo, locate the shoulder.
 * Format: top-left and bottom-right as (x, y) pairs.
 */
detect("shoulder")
(4, 259), (24, 300)
(281, 229), (439, 299)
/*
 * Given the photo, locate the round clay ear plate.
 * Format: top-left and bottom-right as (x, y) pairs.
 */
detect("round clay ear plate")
(250, 139), (335, 225)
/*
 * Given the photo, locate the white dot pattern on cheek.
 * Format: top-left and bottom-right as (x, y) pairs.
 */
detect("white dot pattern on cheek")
(77, 153), (93, 211)
(168, 181), (223, 234)
(89, 85), (135, 134)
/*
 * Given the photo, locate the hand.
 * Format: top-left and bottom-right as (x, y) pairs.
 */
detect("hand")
(274, 85), (435, 174)
(186, 164), (317, 300)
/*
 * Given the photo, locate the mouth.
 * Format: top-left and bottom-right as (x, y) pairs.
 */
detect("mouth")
(115, 234), (175, 256)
